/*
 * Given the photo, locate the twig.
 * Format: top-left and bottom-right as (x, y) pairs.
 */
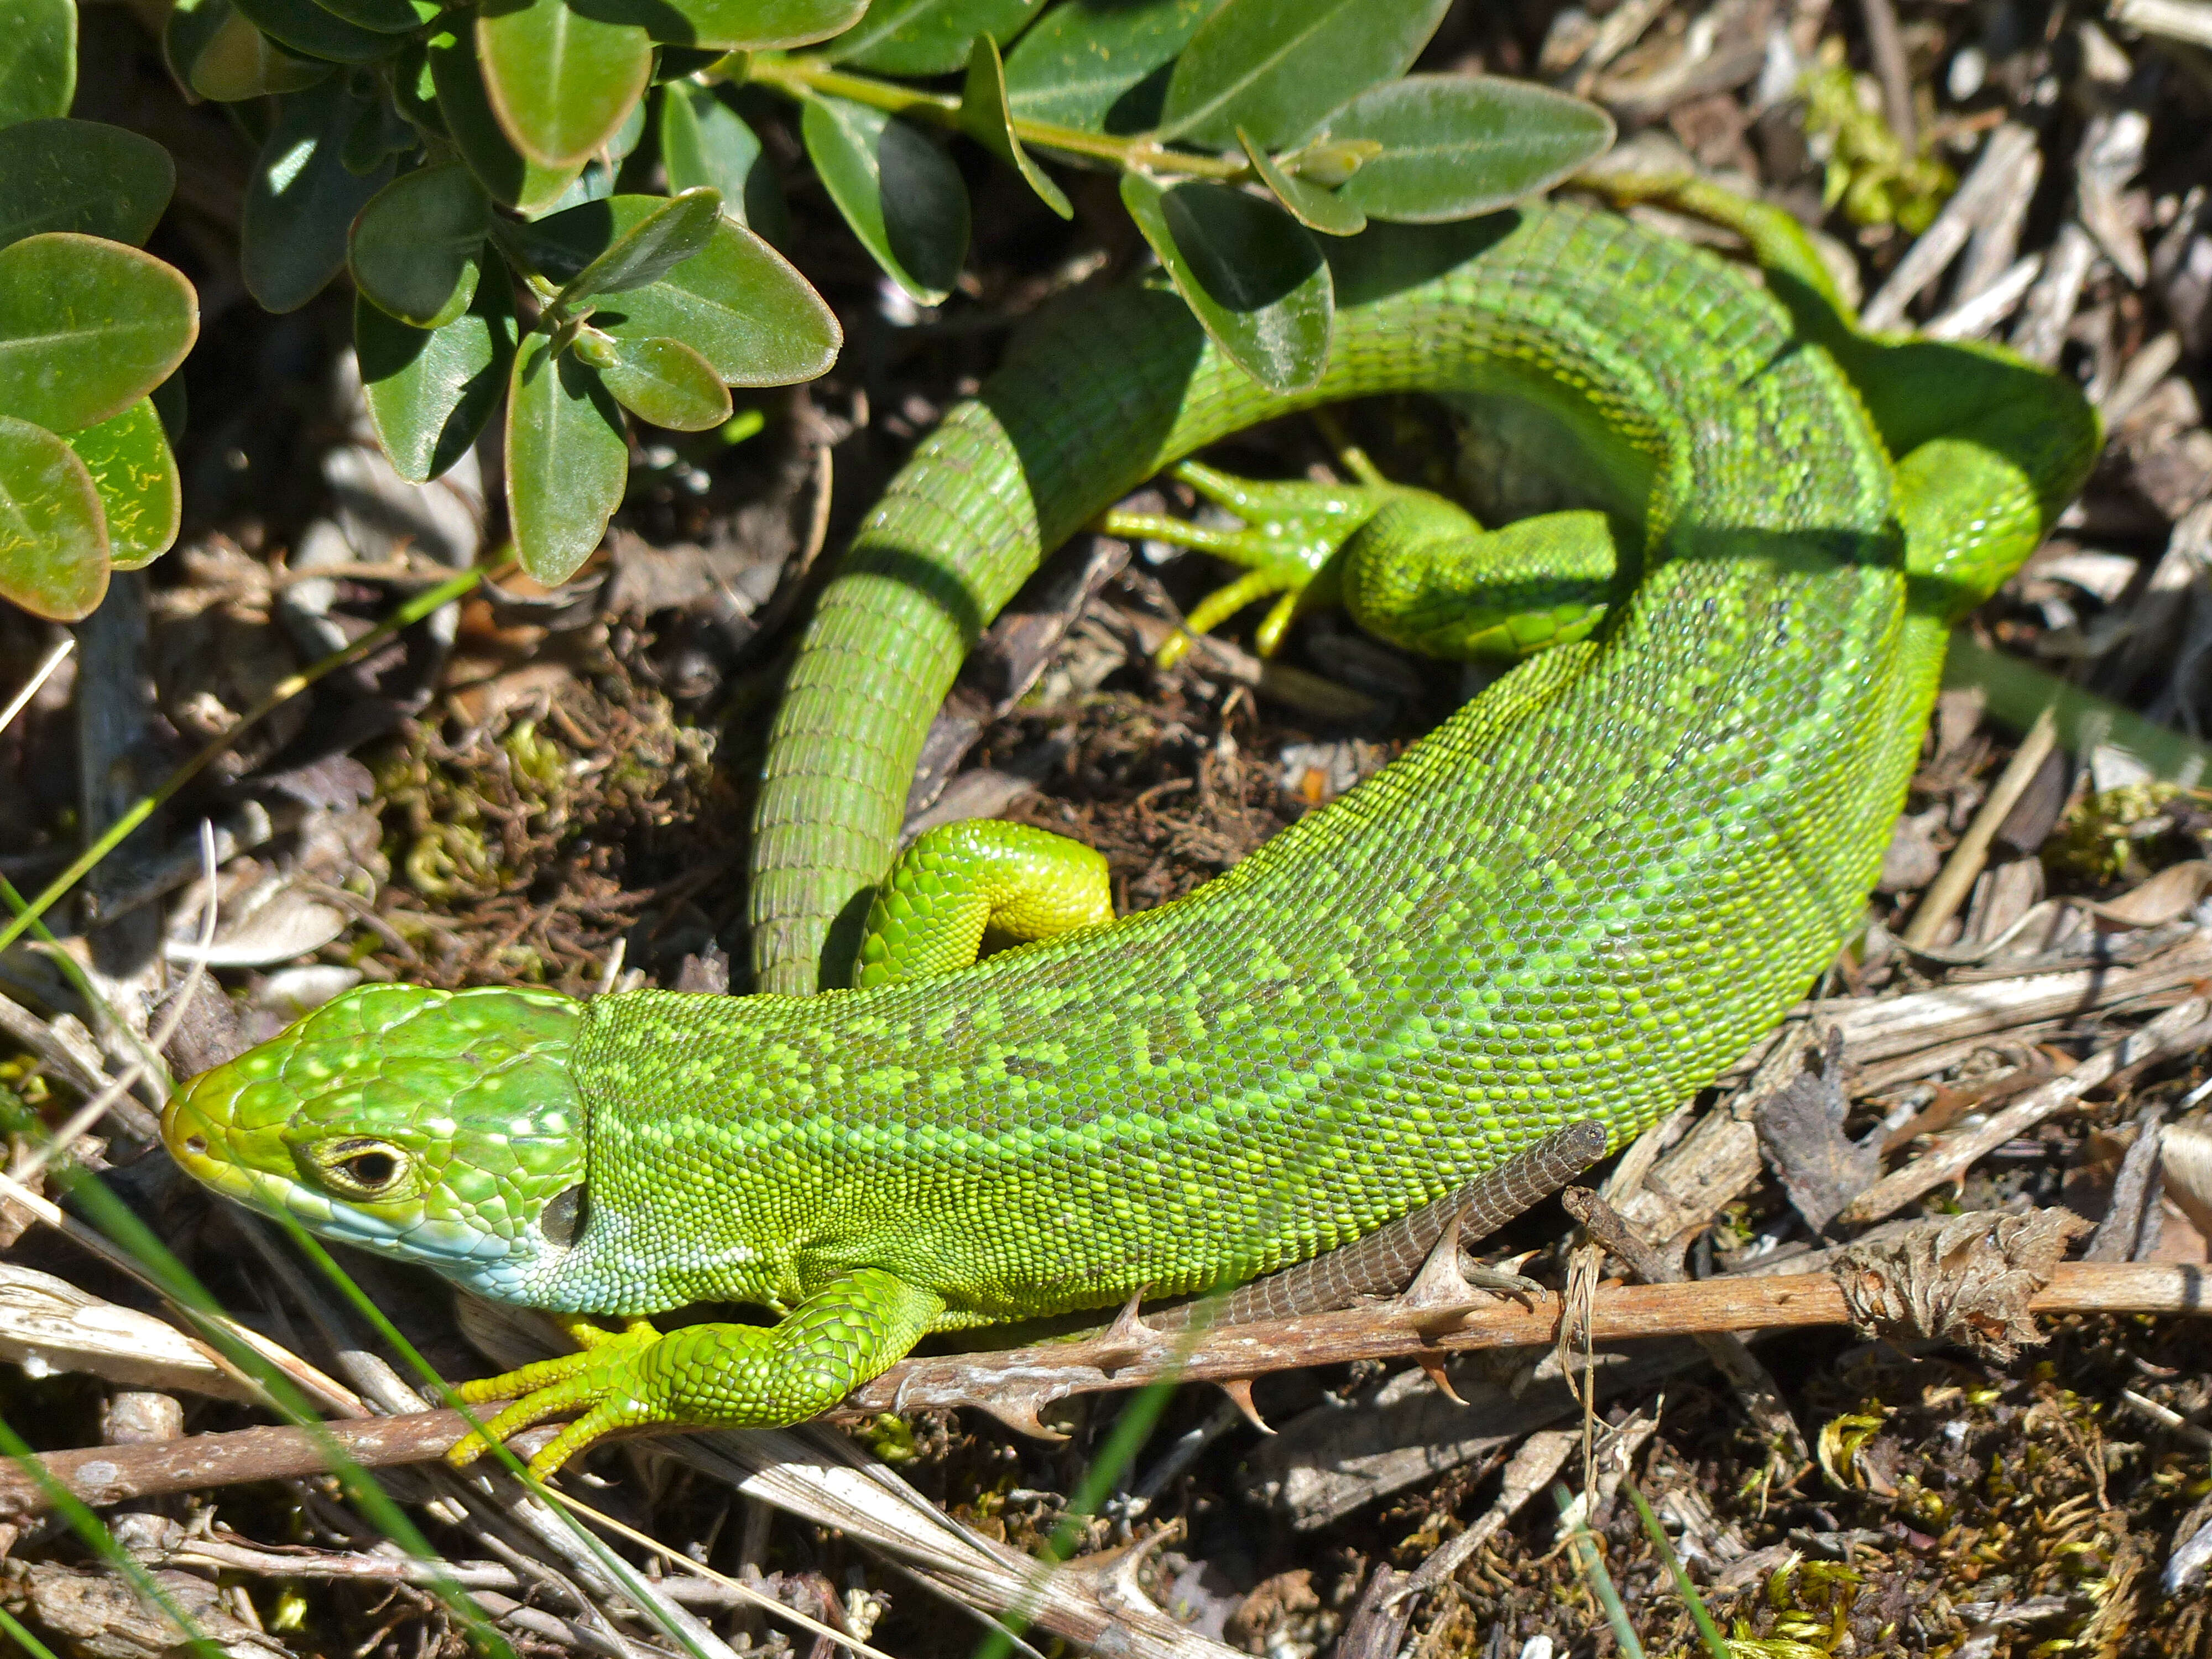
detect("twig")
(1861, 125), (2039, 331)
(1902, 703), (2058, 949)
(1390, 1428), (1577, 1604)
(2120, 1388), (2212, 1450)
(0, 1261), (2198, 1521)
(1855, 0), (1917, 152)
(1839, 997), (2212, 1224)
(0, 639), (73, 738)
(1566, 1190), (1809, 1462)
(144, 1533), (800, 1610)
(15, 822), (219, 1183)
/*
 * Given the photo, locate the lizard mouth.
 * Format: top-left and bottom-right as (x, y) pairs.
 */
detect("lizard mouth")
(161, 1090), (262, 1207)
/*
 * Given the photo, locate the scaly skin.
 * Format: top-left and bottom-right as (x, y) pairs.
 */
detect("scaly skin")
(164, 195), (2099, 1474)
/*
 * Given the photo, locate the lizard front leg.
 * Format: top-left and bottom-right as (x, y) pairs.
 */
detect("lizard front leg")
(451, 1268), (945, 1476)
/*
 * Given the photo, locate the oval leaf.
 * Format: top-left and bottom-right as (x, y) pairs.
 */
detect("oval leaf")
(958, 34), (1071, 219)
(557, 185), (719, 304)
(597, 334), (732, 431)
(167, 0), (332, 101)
(243, 85), (394, 312)
(1240, 127), (1363, 236)
(1120, 174), (1331, 394)
(0, 414), (106, 622)
(349, 163), (490, 329)
(635, 0), (864, 50)
(1328, 76), (1616, 222)
(659, 82), (785, 236)
(1158, 0), (1449, 150)
(358, 254), (518, 484)
(0, 121), (176, 253)
(827, 0), (1041, 77)
(311, 0), (439, 33)
(512, 196), (841, 384)
(1002, 0), (1208, 134)
(229, 0), (397, 62)
(0, 234), (200, 434)
(477, 0), (651, 171)
(426, 28), (584, 216)
(0, 0), (75, 125)
(505, 331), (628, 584)
(64, 397), (180, 570)
(800, 96), (968, 306)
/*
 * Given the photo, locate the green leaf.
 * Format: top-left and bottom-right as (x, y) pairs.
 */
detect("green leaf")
(477, 0), (651, 170)
(505, 331), (628, 584)
(311, 0), (439, 33)
(390, 39), (444, 132)
(427, 27), (585, 215)
(659, 82), (785, 236)
(0, 121), (176, 252)
(0, 234), (200, 433)
(166, 0), (332, 101)
(628, 0), (864, 50)
(242, 85), (394, 311)
(604, 84), (651, 168)
(0, 415), (106, 621)
(958, 35), (1070, 219)
(344, 86), (421, 174)
(594, 333), (732, 430)
(828, 0), (1041, 77)
(1327, 76), (1616, 222)
(230, 0), (399, 62)
(358, 254), (518, 483)
(0, 0), (75, 126)
(510, 196), (841, 384)
(1001, 0), (1207, 134)
(349, 163), (488, 330)
(800, 96), (968, 306)
(1120, 173), (1330, 394)
(63, 398), (180, 570)
(557, 185), (719, 305)
(1239, 127), (1361, 236)
(1157, 0), (1449, 150)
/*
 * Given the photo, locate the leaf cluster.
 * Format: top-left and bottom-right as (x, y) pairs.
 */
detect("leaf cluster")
(5, 0), (1618, 599)
(0, 8), (197, 621)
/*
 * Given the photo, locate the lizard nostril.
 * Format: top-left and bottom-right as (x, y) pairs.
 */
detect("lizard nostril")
(183, 1135), (207, 1155)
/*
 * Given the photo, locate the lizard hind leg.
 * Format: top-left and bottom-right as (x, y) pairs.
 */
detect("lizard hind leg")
(1339, 495), (1624, 662)
(1102, 458), (1417, 667)
(1109, 458), (1624, 668)
(852, 819), (1114, 989)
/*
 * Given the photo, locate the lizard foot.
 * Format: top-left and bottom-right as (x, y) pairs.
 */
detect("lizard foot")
(450, 1314), (665, 1477)
(1100, 459), (1412, 667)
(448, 1270), (947, 1478)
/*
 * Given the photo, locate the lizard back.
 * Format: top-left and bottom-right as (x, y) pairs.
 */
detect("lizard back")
(567, 203), (1925, 1324)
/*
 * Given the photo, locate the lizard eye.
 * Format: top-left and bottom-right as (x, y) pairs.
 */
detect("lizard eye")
(307, 1138), (416, 1199)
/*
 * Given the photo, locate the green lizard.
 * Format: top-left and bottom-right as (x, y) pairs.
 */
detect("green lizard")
(163, 181), (2098, 1476)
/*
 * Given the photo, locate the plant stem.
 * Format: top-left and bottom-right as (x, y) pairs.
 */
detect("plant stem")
(743, 53), (1249, 181)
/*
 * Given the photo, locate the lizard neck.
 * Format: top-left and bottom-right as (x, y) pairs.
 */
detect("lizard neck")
(529, 1030), (805, 1316)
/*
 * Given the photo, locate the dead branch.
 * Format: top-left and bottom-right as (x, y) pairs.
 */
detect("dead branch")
(0, 1259), (2197, 1522)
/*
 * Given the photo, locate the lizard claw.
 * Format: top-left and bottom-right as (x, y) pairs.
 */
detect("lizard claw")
(1101, 461), (1401, 667)
(448, 1316), (665, 1475)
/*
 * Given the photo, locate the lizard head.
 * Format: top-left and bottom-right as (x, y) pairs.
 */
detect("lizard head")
(163, 984), (589, 1303)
